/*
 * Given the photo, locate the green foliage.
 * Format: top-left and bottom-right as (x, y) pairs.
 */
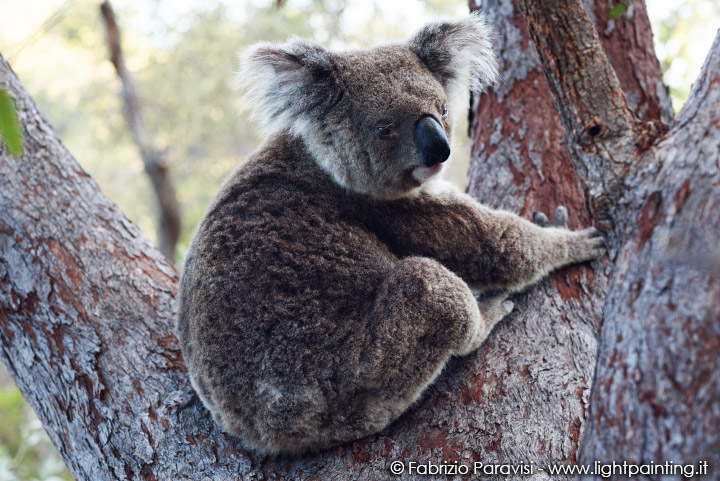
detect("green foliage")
(0, 90), (23, 156)
(0, 385), (72, 481)
(651, 0), (720, 111)
(608, 1), (630, 19)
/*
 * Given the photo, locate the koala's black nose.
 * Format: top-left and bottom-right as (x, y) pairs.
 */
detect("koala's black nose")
(415, 116), (451, 167)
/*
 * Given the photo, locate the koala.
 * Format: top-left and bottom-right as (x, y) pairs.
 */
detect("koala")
(177, 13), (606, 456)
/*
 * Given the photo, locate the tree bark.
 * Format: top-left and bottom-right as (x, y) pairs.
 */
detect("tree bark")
(468, 0), (720, 477)
(577, 32), (720, 475)
(0, 0), (718, 479)
(464, 0), (675, 472)
(100, 0), (181, 263)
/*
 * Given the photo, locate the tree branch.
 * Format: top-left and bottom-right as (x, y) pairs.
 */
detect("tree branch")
(590, 1), (673, 125)
(514, 0), (663, 198)
(100, 0), (181, 263)
(577, 32), (720, 470)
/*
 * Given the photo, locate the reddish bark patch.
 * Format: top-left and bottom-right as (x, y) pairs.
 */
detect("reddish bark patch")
(164, 347), (186, 373)
(49, 323), (66, 353)
(460, 370), (504, 405)
(124, 463), (135, 480)
(473, 66), (591, 229)
(441, 443), (462, 463)
(48, 238), (83, 289)
(132, 379), (145, 397)
(483, 423), (503, 454)
(593, 0), (671, 125)
(553, 267), (584, 301)
(19, 309), (39, 348)
(638, 386), (669, 417)
(507, 159), (525, 186)
(459, 382), (472, 405)
(156, 333), (179, 348)
(637, 191), (663, 249)
(185, 433), (208, 446)
(139, 467), (158, 481)
(568, 418), (582, 463)
(674, 179), (691, 212)
(0, 309), (14, 342)
(351, 438), (372, 464)
(49, 275), (92, 325)
(134, 252), (179, 289)
(418, 428), (450, 454)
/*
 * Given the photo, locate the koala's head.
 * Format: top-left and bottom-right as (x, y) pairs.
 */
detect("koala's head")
(237, 13), (498, 199)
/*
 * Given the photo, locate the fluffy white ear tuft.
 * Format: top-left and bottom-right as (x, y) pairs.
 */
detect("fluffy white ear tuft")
(409, 12), (499, 109)
(236, 38), (339, 136)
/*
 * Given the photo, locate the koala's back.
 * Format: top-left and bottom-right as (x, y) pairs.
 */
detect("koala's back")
(178, 134), (395, 453)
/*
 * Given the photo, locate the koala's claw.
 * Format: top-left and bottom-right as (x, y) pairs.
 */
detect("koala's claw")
(534, 205), (568, 229)
(532, 211), (549, 227)
(501, 299), (515, 315)
(554, 206), (568, 228)
(478, 294), (514, 328)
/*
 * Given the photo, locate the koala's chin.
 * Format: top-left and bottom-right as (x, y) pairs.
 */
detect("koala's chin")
(178, 13), (606, 457)
(412, 162), (445, 184)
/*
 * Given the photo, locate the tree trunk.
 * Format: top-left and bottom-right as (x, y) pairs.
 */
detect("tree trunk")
(468, 0), (719, 477)
(100, 0), (181, 263)
(576, 32), (720, 476)
(463, 0), (678, 471)
(1, 0), (718, 478)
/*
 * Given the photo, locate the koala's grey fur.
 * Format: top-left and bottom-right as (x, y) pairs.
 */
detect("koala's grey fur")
(177, 13), (606, 456)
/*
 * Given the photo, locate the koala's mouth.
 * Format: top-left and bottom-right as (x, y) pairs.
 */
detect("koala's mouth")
(412, 163), (444, 183)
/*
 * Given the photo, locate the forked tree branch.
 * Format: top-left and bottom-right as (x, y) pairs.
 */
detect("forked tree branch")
(577, 31), (720, 470)
(514, 0), (663, 199)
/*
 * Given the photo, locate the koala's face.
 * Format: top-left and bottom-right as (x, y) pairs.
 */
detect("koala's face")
(311, 49), (453, 198)
(238, 14), (498, 199)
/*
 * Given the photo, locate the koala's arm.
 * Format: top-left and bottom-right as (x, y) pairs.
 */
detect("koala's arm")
(369, 189), (605, 293)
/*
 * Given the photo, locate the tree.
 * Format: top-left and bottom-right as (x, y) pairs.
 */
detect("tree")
(0, 0), (718, 479)
(100, 0), (182, 263)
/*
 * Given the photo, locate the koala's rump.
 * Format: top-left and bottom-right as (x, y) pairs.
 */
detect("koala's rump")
(178, 162), (395, 451)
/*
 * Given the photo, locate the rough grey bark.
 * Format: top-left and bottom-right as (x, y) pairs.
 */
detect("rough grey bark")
(0, 0), (718, 479)
(463, 0), (673, 472)
(468, 0), (720, 477)
(577, 32), (720, 476)
(100, 0), (181, 263)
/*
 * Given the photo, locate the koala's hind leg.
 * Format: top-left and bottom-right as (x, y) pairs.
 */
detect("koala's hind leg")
(354, 257), (509, 434)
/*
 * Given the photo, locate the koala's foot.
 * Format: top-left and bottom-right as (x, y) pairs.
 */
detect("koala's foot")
(534, 205), (606, 264)
(478, 294), (513, 328)
(457, 292), (513, 356)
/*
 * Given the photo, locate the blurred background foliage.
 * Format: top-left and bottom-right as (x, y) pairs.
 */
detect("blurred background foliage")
(0, 0), (717, 479)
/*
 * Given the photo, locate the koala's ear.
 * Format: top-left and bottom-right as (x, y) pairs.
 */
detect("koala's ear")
(236, 38), (339, 136)
(409, 12), (499, 97)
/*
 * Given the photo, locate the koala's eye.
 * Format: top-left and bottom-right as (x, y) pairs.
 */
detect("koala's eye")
(441, 104), (448, 120)
(374, 123), (399, 139)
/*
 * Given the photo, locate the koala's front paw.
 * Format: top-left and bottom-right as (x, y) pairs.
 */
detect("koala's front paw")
(534, 205), (606, 264)
(567, 227), (606, 263)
